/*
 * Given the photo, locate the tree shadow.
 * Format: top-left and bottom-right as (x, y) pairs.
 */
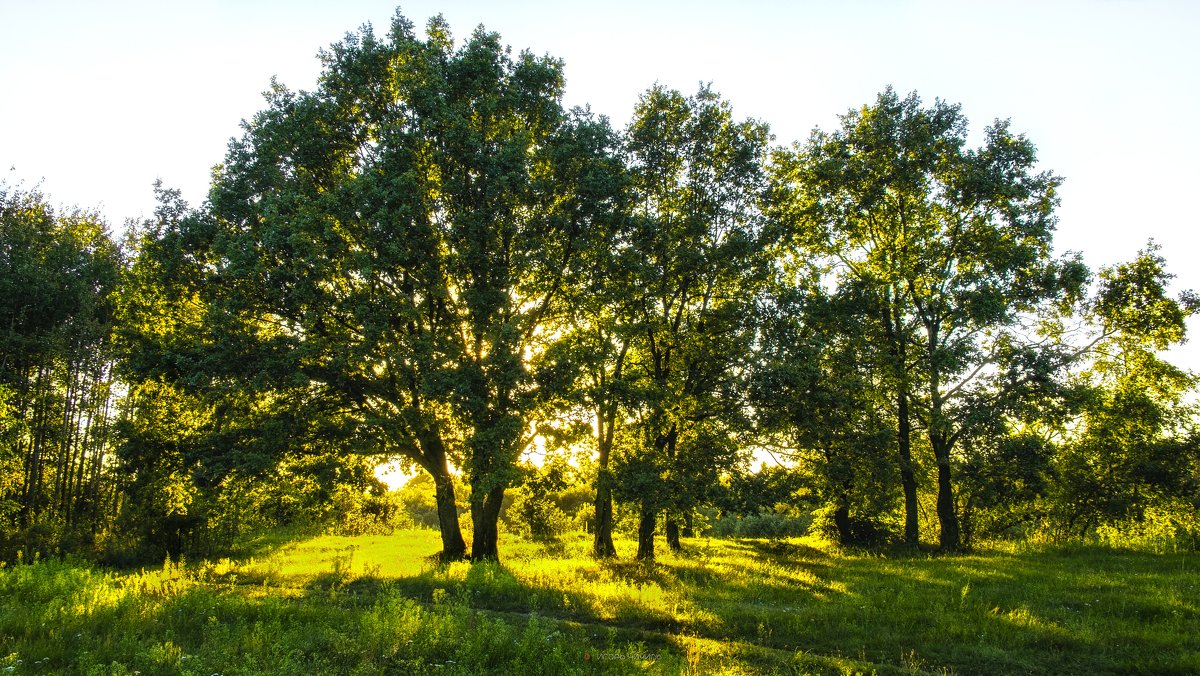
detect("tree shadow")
(141, 529), (1197, 675)
(732, 538), (835, 567)
(780, 542), (1196, 674)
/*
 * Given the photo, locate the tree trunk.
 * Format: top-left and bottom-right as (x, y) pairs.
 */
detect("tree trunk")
(417, 424), (466, 561)
(829, 472), (855, 544)
(883, 288), (920, 547)
(470, 484), (506, 562)
(433, 472), (467, 561)
(21, 362), (53, 526)
(636, 500), (655, 561)
(593, 469), (617, 557)
(592, 405), (617, 557)
(682, 512), (694, 538)
(898, 389), (919, 546)
(934, 443), (960, 550)
(832, 500), (852, 544)
(593, 343), (626, 558)
(926, 323), (961, 552)
(665, 516), (682, 551)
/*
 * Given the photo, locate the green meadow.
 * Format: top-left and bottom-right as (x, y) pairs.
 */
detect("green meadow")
(2, 531), (1196, 675)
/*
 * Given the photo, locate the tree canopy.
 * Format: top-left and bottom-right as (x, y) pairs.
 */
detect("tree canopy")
(2, 12), (1196, 565)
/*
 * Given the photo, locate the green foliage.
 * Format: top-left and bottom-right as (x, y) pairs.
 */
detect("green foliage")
(1092, 500), (1200, 553)
(1044, 245), (1199, 539)
(957, 432), (1054, 541)
(3, 531), (1198, 674)
(0, 184), (124, 559)
(0, 386), (21, 537)
(716, 464), (809, 517)
(809, 503), (898, 546)
(707, 511), (813, 539)
(109, 371), (392, 561)
(611, 84), (773, 558)
(324, 484), (400, 536)
(1093, 243), (1195, 350)
(131, 11), (628, 561)
(753, 279), (902, 545)
(5, 6), (1199, 599)
(388, 473), (469, 530)
(502, 459), (596, 543)
(111, 379), (207, 558)
(506, 485), (572, 543)
(772, 87), (1090, 550)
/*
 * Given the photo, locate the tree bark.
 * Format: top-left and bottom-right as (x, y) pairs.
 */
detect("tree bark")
(898, 388), (919, 546)
(636, 499), (655, 561)
(470, 484), (506, 562)
(832, 500), (852, 544)
(592, 341), (627, 558)
(433, 472), (466, 561)
(665, 516), (682, 551)
(417, 424), (466, 561)
(927, 324), (961, 551)
(593, 468), (617, 557)
(883, 287), (920, 546)
(592, 403), (617, 557)
(933, 439), (960, 550)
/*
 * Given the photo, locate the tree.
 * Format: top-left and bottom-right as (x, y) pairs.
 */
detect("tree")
(546, 153), (636, 558)
(615, 84), (772, 560)
(752, 278), (899, 544)
(773, 88), (1087, 549)
(1050, 245), (1198, 535)
(117, 190), (386, 556)
(0, 184), (123, 554)
(555, 279), (636, 558)
(159, 12), (622, 561)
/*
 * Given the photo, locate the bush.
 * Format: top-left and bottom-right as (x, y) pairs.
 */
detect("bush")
(391, 473), (469, 530)
(505, 485), (571, 542)
(810, 504), (897, 546)
(552, 484), (594, 521)
(327, 486), (408, 536)
(707, 511), (812, 539)
(1093, 501), (1200, 553)
(574, 503), (595, 534)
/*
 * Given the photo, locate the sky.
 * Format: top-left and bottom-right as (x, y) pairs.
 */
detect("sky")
(3, 0), (1199, 370)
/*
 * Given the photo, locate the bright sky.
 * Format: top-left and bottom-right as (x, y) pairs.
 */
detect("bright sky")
(3, 0), (1199, 370)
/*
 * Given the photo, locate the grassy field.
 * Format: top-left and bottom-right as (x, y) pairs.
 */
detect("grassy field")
(1, 531), (1196, 675)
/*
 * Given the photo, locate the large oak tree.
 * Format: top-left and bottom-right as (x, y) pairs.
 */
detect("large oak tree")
(156, 12), (623, 561)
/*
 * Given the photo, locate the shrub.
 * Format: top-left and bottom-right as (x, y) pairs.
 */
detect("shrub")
(327, 486), (408, 536)
(707, 510), (812, 539)
(392, 473), (469, 530)
(505, 485), (571, 542)
(809, 504), (898, 546)
(1093, 501), (1200, 553)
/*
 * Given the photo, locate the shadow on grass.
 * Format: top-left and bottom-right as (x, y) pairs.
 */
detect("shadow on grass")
(99, 525), (325, 574)
(596, 558), (679, 588)
(759, 541), (1199, 675)
(157, 528), (1200, 675)
(736, 537), (834, 562)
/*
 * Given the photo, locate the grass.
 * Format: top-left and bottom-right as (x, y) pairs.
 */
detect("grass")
(1, 531), (1197, 674)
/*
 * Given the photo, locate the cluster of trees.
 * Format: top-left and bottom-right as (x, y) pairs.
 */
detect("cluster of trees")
(0, 186), (124, 554)
(3, 12), (1197, 563)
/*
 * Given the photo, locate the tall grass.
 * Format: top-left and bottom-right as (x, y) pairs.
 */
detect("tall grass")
(2, 531), (1197, 674)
